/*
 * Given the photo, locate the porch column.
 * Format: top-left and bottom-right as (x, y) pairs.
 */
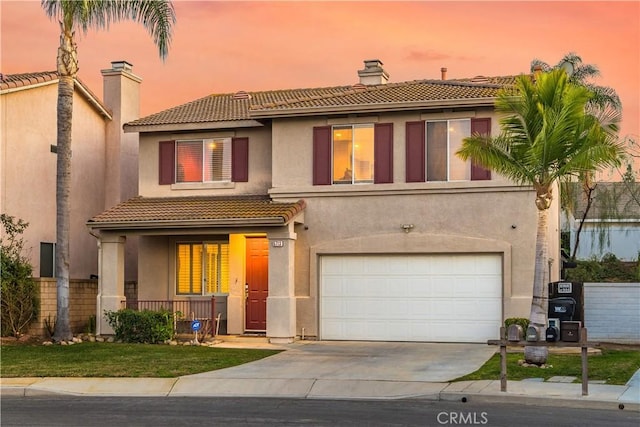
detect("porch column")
(266, 223), (297, 344)
(96, 233), (126, 336)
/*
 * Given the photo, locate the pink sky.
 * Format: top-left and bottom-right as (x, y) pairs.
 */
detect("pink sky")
(2, 1), (639, 146)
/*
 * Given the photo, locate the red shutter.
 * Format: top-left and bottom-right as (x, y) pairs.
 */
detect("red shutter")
(232, 137), (249, 182)
(470, 118), (492, 181)
(374, 123), (393, 183)
(313, 126), (332, 185)
(159, 140), (175, 185)
(405, 121), (425, 182)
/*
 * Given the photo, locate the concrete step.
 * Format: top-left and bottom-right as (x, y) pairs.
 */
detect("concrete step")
(216, 334), (269, 344)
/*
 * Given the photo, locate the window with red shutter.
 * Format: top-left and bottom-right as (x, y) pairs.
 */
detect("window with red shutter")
(232, 137), (249, 182)
(405, 121), (425, 182)
(159, 137), (244, 184)
(470, 118), (492, 181)
(374, 123), (393, 183)
(159, 140), (176, 185)
(313, 126), (332, 185)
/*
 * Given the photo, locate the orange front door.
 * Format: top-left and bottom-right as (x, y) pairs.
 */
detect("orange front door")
(245, 237), (268, 331)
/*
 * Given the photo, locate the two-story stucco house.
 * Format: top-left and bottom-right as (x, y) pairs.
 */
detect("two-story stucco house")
(88, 60), (560, 343)
(1, 61), (140, 282)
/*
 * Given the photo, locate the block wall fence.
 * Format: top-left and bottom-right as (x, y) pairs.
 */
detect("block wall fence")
(28, 278), (137, 337)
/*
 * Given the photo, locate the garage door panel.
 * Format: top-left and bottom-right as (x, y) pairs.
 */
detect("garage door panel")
(320, 254), (502, 343)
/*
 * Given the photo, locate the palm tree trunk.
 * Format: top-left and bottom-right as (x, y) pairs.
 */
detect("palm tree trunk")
(524, 206), (550, 364)
(52, 26), (77, 342)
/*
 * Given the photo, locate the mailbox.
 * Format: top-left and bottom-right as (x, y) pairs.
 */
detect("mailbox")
(507, 324), (523, 341)
(561, 321), (581, 342)
(549, 297), (576, 322)
(525, 326), (539, 342)
(545, 326), (559, 342)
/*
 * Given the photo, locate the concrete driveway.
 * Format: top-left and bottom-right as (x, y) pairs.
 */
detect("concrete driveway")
(187, 341), (496, 382)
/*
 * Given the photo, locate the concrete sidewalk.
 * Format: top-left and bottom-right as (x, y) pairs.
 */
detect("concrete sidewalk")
(1, 340), (638, 412)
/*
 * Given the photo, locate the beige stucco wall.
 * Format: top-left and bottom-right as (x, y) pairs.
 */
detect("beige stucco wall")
(137, 126), (272, 198)
(267, 109), (560, 337)
(1, 83), (107, 279)
(285, 188), (552, 337)
(271, 109), (512, 188)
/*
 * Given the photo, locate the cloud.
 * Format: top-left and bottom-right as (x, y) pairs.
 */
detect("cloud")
(405, 50), (451, 62)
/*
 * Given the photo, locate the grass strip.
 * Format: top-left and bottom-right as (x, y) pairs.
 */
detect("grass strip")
(0, 342), (280, 378)
(454, 349), (640, 385)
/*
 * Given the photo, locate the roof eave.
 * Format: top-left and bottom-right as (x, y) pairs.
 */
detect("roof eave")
(0, 78), (112, 120)
(86, 216), (289, 231)
(248, 97), (497, 118)
(74, 80), (112, 120)
(0, 79), (58, 95)
(124, 119), (265, 133)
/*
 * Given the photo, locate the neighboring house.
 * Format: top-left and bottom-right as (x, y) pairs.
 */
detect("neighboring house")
(0, 61), (140, 281)
(88, 60), (560, 343)
(565, 182), (640, 261)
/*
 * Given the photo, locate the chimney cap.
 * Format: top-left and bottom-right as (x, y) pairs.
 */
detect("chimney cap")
(111, 61), (133, 71)
(358, 59), (389, 85)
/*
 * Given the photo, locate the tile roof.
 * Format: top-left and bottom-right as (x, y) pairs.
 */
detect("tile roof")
(87, 195), (306, 230)
(0, 71), (59, 90)
(125, 74), (522, 129)
(0, 71), (111, 118)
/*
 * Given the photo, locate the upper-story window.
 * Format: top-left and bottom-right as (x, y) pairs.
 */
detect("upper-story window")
(176, 138), (231, 183)
(158, 137), (249, 185)
(406, 117), (491, 182)
(332, 125), (374, 184)
(426, 119), (471, 181)
(313, 123), (393, 185)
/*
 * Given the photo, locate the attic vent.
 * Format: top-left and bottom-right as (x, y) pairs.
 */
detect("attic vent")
(470, 76), (490, 83)
(351, 83), (367, 91)
(233, 90), (251, 100)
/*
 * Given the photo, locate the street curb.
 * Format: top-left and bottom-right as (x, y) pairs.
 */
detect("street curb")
(439, 392), (640, 412)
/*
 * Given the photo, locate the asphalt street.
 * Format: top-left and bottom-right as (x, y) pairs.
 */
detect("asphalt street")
(2, 396), (639, 427)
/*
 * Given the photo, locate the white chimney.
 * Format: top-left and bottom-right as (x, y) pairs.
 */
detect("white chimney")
(357, 59), (389, 85)
(441, 67), (447, 80)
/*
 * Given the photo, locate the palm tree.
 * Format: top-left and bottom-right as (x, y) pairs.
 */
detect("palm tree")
(41, 0), (175, 342)
(457, 69), (624, 364)
(530, 52), (621, 112)
(531, 53), (624, 261)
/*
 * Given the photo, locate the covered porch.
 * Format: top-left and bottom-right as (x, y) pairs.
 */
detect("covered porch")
(87, 195), (305, 343)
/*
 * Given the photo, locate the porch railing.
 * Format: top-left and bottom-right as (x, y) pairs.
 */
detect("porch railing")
(123, 298), (216, 337)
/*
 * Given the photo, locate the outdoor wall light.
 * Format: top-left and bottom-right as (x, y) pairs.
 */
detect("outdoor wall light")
(401, 224), (414, 233)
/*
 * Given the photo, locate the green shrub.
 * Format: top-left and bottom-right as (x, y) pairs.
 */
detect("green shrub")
(1, 214), (39, 337)
(105, 309), (174, 343)
(565, 253), (637, 282)
(85, 315), (96, 335)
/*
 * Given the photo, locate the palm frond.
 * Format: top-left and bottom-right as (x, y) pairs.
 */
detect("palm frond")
(41, 0), (176, 60)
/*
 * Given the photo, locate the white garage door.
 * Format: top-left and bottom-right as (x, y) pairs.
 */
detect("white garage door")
(320, 254), (502, 343)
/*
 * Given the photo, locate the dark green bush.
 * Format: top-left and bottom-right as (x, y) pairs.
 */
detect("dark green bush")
(1, 214), (39, 337)
(565, 253), (638, 282)
(104, 309), (174, 343)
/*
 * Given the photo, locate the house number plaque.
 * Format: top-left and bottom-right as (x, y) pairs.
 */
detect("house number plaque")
(557, 282), (572, 294)
(272, 240), (284, 247)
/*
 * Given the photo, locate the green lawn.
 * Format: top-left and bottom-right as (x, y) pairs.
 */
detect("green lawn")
(0, 342), (280, 378)
(455, 348), (640, 385)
